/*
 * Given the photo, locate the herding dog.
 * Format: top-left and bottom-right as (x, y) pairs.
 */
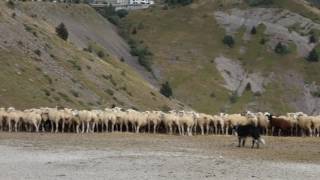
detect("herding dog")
(235, 124), (265, 148)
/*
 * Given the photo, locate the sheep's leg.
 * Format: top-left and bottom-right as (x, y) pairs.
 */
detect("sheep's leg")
(309, 128), (312, 137)
(106, 121), (109, 132)
(206, 124), (210, 135)
(200, 126), (204, 135)
(8, 120), (12, 132)
(61, 119), (65, 133)
(169, 125), (173, 135)
(136, 125), (140, 133)
(81, 122), (84, 133)
(125, 122), (129, 132)
(242, 138), (246, 147)
(225, 127), (229, 136)
(55, 121), (59, 133)
(120, 123), (123, 132)
(14, 121), (18, 132)
(238, 137), (241, 147)
(75, 124), (79, 134)
(153, 124), (157, 134)
(221, 125), (224, 135)
(34, 122), (39, 133)
(188, 127), (192, 136)
(92, 122), (96, 133)
(85, 122), (90, 133)
(251, 140), (255, 148)
(111, 123), (115, 132)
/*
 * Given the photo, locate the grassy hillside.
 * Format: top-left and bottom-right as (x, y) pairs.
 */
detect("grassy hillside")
(0, 1), (179, 111)
(121, 0), (320, 114)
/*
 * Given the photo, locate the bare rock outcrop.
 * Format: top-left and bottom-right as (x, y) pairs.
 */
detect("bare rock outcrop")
(214, 8), (320, 56)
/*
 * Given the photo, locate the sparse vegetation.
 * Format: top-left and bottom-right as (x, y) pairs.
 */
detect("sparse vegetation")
(245, 0), (273, 6)
(274, 42), (288, 55)
(165, 0), (193, 6)
(55, 23), (68, 41)
(160, 81), (173, 98)
(307, 48), (319, 62)
(251, 26), (257, 35)
(223, 35), (235, 48)
(230, 91), (239, 104)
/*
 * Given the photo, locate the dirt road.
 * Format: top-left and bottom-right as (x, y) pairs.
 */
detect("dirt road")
(0, 133), (319, 179)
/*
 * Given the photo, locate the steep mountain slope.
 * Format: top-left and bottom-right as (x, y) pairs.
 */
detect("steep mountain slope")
(122, 0), (320, 114)
(0, 1), (178, 110)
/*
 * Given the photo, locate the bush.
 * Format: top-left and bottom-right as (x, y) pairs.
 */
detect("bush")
(160, 81), (173, 98)
(223, 35), (235, 48)
(307, 48), (319, 62)
(130, 45), (153, 72)
(97, 50), (105, 58)
(251, 26), (257, 35)
(309, 34), (318, 44)
(117, 9), (129, 18)
(34, 49), (41, 56)
(245, 0), (273, 6)
(165, 0), (193, 6)
(6, 0), (15, 9)
(274, 42), (288, 55)
(55, 23), (68, 41)
(230, 91), (238, 104)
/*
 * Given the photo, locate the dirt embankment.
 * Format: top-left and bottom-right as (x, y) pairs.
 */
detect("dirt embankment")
(0, 133), (319, 180)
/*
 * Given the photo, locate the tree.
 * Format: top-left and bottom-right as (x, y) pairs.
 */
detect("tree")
(246, 0), (273, 6)
(274, 42), (288, 55)
(309, 34), (317, 44)
(160, 81), (173, 98)
(165, 0), (193, 6)
(223, 35), (235, 48)
(307, 48), (319, 62)
(55, 23), (68, 41)
(117, 9), (129, 18)
(251, 26), (257, 35)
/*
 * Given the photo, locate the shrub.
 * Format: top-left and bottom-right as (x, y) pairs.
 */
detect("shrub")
(160, 81), (173, 98)
(97, 50), (105, 58)
(6, 0), (15, 9)
(245, 0), (273, 6)
(230, 91), (238, 104)
(55, 23), (68, 41)
(223, 35), (235, 48)
(251, 26), (257, 35)
(105, 89), (114, 96)
(307, 48), (319, 62)
(274, 42), (288, 55)
(34, 49), (41, 56)
(165, 0), (193, 6)
(116, 9), (129, 18)
(70, 90), (80, 98)
(131, 46), (153, 72)
(309, 34), (318, 44)
(260, 38), (266, 45)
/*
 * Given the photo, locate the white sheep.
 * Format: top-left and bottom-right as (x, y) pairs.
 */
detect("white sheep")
(296, 112), (313, 137)
(256, 112), (270, 135)
(312, 116), (320, 137)
(6, 107), (24, 132)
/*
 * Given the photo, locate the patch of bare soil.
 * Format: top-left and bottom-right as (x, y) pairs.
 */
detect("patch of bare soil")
(0, 133), (319, 179)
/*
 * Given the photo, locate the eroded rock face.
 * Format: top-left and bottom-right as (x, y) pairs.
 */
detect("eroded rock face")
(214, 8), (320, 56)
(214, 56), (272, 96)
(281, 72), (320, 115)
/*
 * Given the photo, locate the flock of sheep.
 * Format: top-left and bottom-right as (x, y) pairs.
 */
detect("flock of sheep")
(0, 107), (320, 137)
